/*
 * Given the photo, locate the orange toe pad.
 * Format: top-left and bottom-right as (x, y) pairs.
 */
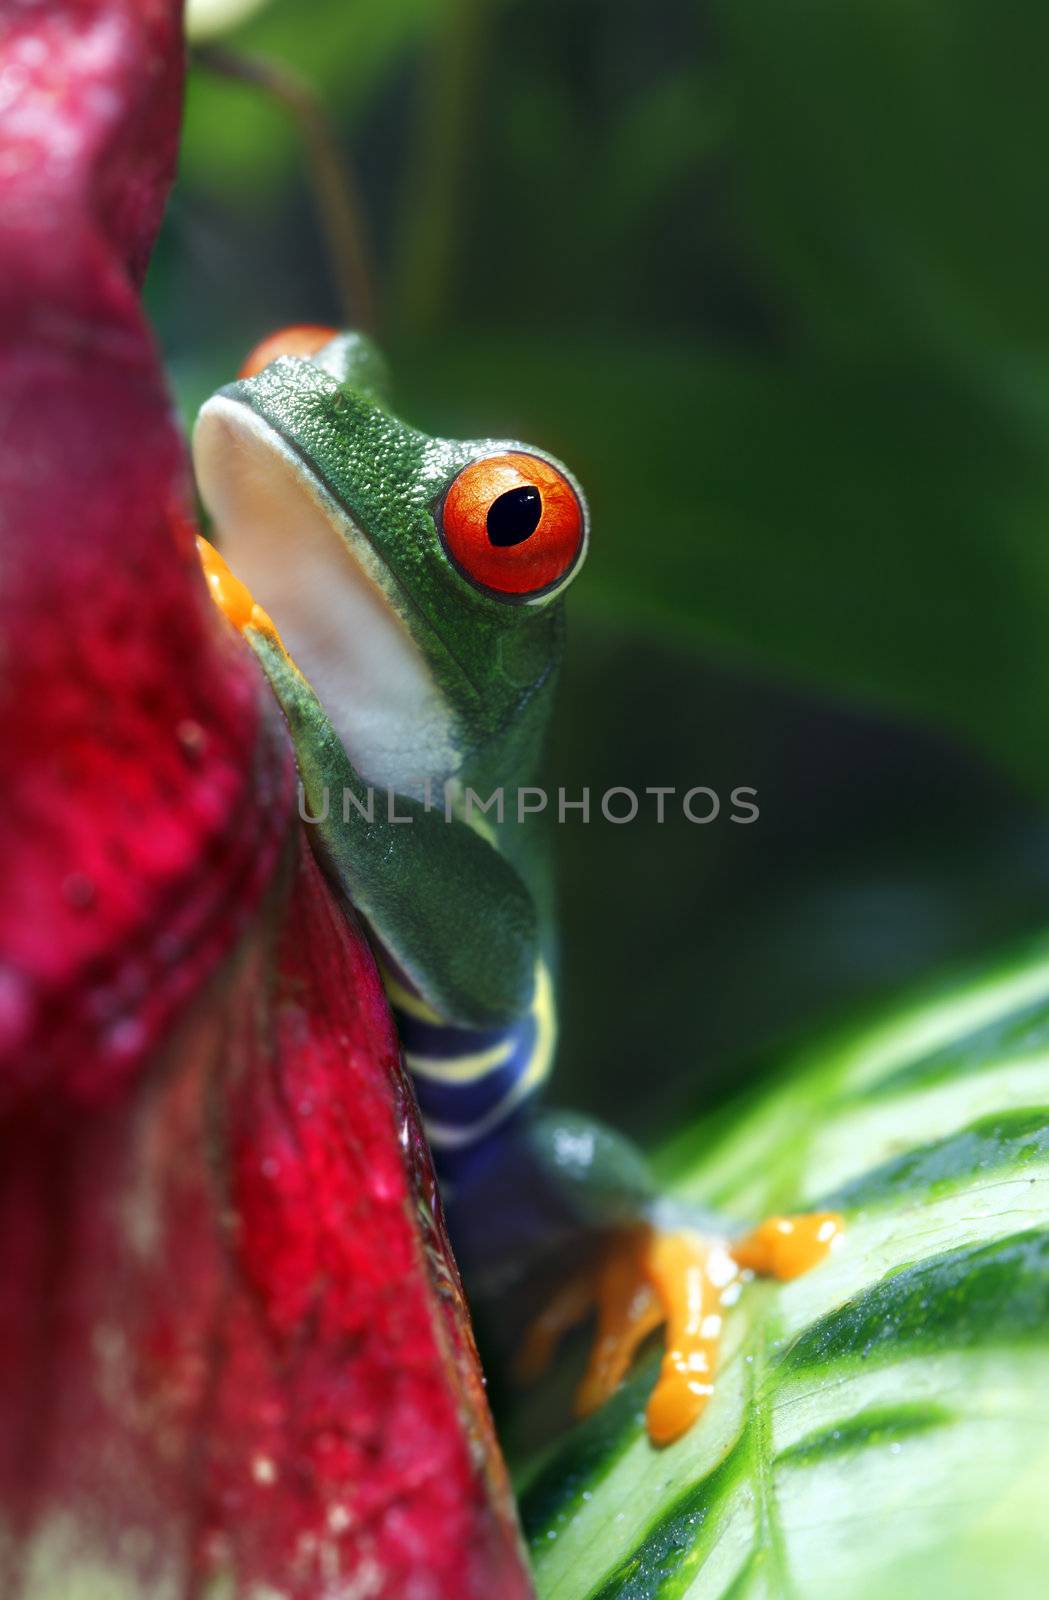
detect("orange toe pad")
(197, 536), (285, 649)
(518, 1211), (843, 1447)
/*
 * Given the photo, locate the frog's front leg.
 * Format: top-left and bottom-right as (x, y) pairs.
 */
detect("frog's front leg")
(200, 537), (840, 1449)
(445, 1106), (843, 1447)
(518, 1202), (843, 1446)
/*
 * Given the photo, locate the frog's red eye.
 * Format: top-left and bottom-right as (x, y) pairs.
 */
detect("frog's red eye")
(439, 452), (585, 600)
(238, 324), (338, 379)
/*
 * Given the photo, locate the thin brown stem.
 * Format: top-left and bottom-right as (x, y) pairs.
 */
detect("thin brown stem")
(193, 43), (377, 333)
(392, 0), (488, 336)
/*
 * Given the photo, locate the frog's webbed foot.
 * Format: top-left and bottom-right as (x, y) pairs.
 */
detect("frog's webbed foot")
(516, 1226), (735, 1445)
(517, 1212), (843, 1447)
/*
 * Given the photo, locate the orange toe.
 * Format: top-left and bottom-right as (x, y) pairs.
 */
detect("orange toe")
(643, 1231), (738, 1446)
(731, 1211), (844, 1280)
(197, 536), (284, 647)
(517, 1209), (845, 1448)
(515, 1272), (597, 1386)
(575, 1227), (663, 1418)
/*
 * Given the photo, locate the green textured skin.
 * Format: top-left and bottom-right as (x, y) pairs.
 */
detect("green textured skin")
(206, 333), (588, 1025)
(221, 335), (571, 811)
(199, 335), (674, 1234)
(520, 938), (1049, 1600)
(249, 628), (537, 1026)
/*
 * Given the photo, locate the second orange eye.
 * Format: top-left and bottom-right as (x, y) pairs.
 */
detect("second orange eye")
(439, 452), (585, 599)
(238, 324), (338, 379)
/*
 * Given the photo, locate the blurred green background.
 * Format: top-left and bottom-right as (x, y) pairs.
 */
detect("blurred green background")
(151, 0), (1049, 1144)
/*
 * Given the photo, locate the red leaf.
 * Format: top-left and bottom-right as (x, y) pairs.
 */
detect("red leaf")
(0, 5), (535, 1595)
(211, 839), (531, 1598)
(0, 0), (185, 306)
(0, 838), (532, 1598)
(0, 0), (289, 1100)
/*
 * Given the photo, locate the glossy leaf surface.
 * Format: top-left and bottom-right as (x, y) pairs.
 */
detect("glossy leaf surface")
(523, 940), (1049, 1600)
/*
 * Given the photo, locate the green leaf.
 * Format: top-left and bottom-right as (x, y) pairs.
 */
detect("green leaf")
(521, 936), (1049, 1599)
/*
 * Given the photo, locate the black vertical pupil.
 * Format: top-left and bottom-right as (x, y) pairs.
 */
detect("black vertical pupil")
(487, 485), (542, 547)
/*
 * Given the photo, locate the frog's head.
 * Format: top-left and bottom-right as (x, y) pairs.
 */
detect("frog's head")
(192, 328), (588, 798)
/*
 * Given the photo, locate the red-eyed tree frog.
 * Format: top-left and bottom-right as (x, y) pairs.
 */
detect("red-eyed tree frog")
(193, 327), (842, 1447)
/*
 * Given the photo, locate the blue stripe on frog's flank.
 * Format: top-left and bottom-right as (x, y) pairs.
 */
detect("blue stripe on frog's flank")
(380, 955), (556, 1163)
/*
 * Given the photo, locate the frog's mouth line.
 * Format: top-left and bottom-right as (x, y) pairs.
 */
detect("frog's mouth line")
(193, 397), (459, 797)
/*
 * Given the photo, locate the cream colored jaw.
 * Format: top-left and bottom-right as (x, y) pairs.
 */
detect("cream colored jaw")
(192, 397), (458, 796)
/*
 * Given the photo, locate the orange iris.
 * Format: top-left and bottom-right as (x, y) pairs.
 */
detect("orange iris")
(238, 324), (339, 379)
(439, 452), (584, 599)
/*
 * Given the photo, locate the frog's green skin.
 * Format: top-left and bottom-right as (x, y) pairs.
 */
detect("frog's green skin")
(194, 333), (580, 1032)
(191, 328), (658, 1260)
(197, 352), (834, 1425)
(194, 331), (656, 1248)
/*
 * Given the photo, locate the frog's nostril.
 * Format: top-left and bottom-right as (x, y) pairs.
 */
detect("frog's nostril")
(487, 485), (542, 547)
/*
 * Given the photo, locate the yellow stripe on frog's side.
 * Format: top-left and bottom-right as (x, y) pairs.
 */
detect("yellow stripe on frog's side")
(405, 1036), (514, 1084)
(378, 969), (446, 1026)
(422, 959), (556, 1151)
